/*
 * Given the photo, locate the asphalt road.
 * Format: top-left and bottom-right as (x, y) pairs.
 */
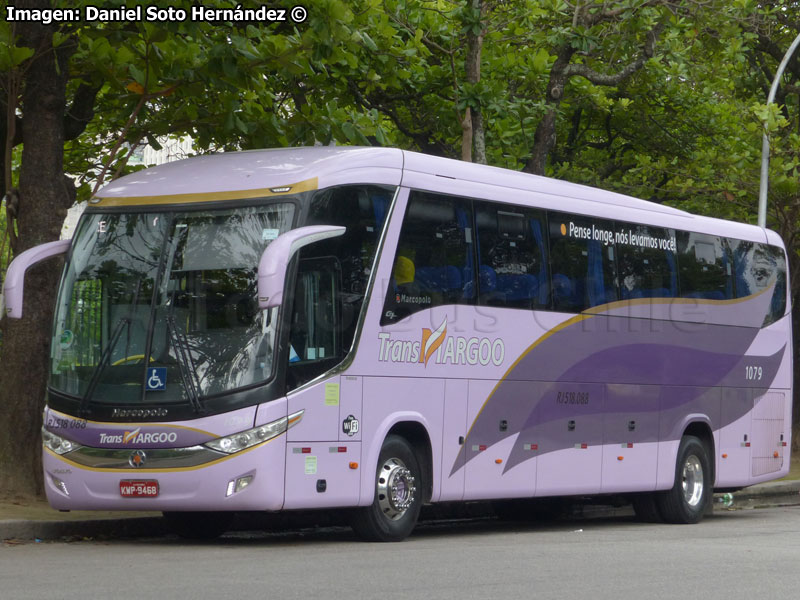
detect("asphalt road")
(3, 507), (800, 599)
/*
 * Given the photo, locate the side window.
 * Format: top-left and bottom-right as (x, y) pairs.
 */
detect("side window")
(381, 191), (474, 324)
(548, 213), (617, 312)
(302, 185), (392, 351)
(286, 258), (341, 390)
(475, 202), (548, 309)
(731, 240), (787, 326)
(287, 185), (392, 390)
(615, 223), (677, 300)
(676, 232), (733, 300)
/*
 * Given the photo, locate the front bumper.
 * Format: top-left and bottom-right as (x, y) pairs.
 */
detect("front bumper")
(43, 436), (287, 512)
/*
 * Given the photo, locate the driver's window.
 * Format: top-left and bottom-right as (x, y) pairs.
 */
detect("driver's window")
(286, 257), (341, 389)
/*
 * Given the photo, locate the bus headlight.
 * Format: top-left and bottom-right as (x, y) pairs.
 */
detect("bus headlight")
(42, 428), (82, 455)
(204, 410), (304, 455)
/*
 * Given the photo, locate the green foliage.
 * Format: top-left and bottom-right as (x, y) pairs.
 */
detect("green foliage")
(1, 0), (799, 274)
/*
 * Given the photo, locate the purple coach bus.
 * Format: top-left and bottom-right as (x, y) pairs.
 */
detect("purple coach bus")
(3, 147), (792, 541)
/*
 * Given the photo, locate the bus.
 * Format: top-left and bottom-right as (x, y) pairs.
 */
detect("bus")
(3, 147), (792, 541)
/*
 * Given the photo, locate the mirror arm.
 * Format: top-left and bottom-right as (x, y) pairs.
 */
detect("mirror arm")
(257, 226), (345, 309)
(2, 239), (71, 319)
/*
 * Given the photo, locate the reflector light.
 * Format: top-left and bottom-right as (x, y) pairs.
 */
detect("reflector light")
(349, 462), (358, 469)
(617, 456), (624, 461)
(722, 453), (728, 459)
(495, 459), (503, 464)
(774, 452), (780, 458)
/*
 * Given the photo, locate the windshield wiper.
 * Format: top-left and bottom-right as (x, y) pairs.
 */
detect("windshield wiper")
(165, 313), (204, 415)
(79, 278), (143, 416)
(78, 316), (129, 416)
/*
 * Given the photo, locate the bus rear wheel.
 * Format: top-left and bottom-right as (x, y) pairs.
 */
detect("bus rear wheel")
(656, 435), (711, 524)
(351, 435), (422, 542)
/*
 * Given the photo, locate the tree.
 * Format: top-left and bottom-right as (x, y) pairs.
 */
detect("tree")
(0, 0), (378, 497)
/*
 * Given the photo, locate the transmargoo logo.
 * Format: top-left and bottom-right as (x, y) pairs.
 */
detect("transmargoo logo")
(99, 427), (178, 445)
(378, 318), (505, 367)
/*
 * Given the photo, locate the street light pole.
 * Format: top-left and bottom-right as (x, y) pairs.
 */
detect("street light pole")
(758, 32), (800, 229)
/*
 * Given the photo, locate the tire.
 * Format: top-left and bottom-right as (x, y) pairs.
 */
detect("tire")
(631, 493), (663, 523)
(351, 435), (423, 542)
(656, 435), (712, 524)
(163, 511), (234, 540)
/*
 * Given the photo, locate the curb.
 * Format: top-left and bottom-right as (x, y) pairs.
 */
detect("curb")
(3, 480), (800, 542)
(1, 516), (166, 542)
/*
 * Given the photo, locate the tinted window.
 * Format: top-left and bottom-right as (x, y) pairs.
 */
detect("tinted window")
(548, 213), (618, 312)
(615, 223), (677, 299)
(382, 191), (474, 324)
(302, 185), (393, 351)
(476, 202), (548, 309)
(731, 240), (787, 326)
(677, 232), (733, 300)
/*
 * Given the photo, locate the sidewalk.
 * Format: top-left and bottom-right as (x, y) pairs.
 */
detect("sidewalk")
(3, 480), (799, 542)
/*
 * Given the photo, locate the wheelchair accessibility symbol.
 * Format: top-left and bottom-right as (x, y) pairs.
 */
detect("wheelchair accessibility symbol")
(146, 367), (167, 391)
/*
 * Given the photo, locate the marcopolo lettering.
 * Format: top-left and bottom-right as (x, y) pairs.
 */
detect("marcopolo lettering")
(111, 408), (169, 418)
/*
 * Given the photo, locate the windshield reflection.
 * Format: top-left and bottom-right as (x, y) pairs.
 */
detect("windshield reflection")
(50, 203), (295, 406)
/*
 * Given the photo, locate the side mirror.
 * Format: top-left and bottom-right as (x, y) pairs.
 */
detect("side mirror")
(2, 239), (70, 319)
(257, 225), (345, 309)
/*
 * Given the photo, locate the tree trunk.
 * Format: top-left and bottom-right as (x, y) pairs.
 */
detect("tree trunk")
(0, 2), (73, 498)
(465, 0), (486, 164)
(524, 46), (575, 175)
(461, 107), (473, 162)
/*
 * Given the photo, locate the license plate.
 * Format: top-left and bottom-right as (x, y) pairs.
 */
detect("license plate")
(120, 480), (159, 498)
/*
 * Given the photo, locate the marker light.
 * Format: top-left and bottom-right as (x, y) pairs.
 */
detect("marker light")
(205, 410), (303, 454)
(42, 428), (81, 455)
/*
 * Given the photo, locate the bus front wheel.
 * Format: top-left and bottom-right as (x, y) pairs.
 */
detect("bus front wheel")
(351, 435), (422, 542)
(656, 435), (711, 524)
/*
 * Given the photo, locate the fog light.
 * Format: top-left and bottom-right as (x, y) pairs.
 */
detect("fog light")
(235, 475), (253, 493)
(226, 475), (254, 497)
(50, 474), (69, 496)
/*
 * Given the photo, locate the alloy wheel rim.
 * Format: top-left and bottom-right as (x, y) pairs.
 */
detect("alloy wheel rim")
(376, 457), (417, 520)
(682, 455), (704, 507)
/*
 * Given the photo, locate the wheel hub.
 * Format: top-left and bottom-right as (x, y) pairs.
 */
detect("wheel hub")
(682, 455), (704, 507)
(377, 457), (417, 520)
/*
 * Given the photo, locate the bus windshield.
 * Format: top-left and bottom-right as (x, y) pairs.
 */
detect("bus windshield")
(50, 203), (296, 408)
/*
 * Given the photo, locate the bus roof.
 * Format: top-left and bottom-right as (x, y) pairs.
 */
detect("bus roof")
(92, 146), (774, 246)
